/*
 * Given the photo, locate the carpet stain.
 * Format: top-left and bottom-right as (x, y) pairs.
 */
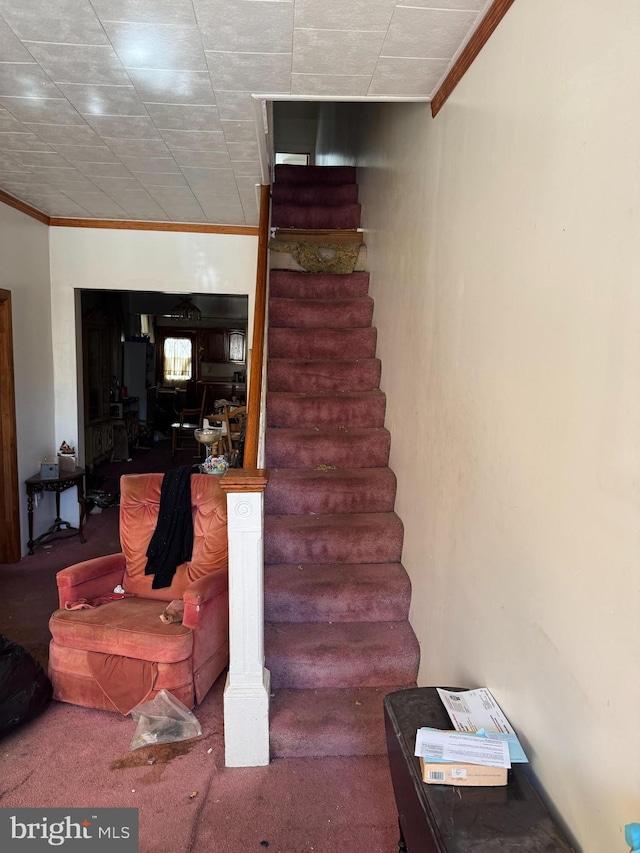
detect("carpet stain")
(110, 738), (197, 781)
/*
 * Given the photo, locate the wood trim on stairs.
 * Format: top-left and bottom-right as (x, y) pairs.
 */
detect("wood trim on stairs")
(243, 183), (271, 470)
(431, 0), (517, 118)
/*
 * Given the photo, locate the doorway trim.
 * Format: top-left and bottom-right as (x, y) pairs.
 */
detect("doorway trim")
(0, 288), (21, 563)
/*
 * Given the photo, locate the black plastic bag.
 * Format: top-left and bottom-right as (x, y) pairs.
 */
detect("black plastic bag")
(0, 635), (52, 738)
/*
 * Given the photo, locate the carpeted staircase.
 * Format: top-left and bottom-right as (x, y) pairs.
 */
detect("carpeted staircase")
(265, 164), (420, 759)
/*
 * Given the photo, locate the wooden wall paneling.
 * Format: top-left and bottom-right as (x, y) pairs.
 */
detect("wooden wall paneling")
(0, 289), (21, 562)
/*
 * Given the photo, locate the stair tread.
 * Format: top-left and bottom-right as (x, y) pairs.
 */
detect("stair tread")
(269, 685), (413, 758)
(270, 271), (370, 300)
(268, 326), (377, 359)
(266, 467), (396, 514)
(265, 620), (420, 689)
(265, 561), (411, 623)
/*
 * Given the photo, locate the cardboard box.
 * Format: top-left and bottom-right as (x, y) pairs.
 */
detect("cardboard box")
(420, 757), (507, 787)
(40, 457), (59, 479)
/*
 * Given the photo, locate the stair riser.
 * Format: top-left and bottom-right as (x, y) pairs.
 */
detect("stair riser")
(264, 516), (403, 565)
(270, 271), (370, 300)
(265, 429), (391, 469)
(265, 564), (410, 622)
(267, 652), (418, 690)
(267, 392), (386, 429)
(269, 297), (373, 329)
(274, 164), (356, 185)
(272, 203), (361, 230)
(265, 471), (396, 515)
(272, 184), (359, 206)
(268, 327), (377, 359)
(268, 359), (381, 393)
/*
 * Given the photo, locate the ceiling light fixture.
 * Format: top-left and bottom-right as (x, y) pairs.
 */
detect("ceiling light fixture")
(170, 296), (202, 322)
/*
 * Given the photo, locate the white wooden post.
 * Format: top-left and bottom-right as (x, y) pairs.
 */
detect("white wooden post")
(220, 472), (270, 767)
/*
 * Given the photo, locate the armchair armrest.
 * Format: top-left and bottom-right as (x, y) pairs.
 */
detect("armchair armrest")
(183, 566), (228, 629)
(56, 553), (127, 609)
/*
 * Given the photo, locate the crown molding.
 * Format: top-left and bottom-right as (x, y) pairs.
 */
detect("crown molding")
(431, 0), (516, 118)
(0, 188), (50, 225)
(48, 218), (259, 235)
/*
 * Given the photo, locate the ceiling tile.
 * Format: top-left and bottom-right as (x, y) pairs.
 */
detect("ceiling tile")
(0, 153), (25, 169)
(91, 0), (198, 26)
(0, 132), (53, 151)
(381, 7), (479, 59)
(102, 21), (208, 71)
(239, 187), (259, 212)
(60, 189), (129, 217)
(102, 189), (169, 219)
(90, 175), (141, 191)
(102, 137), (170, 158)
(399, 1), (487, 9)
(221, 120), (257, 144)
(0, 109), (29, 133)
(85, 115), (160, 139)
(291, 73), (371, 96)
(24, 44), (130, 86)
(0, 17), (38, 62)
(56, 84), (146, 118)
(75, 162), (134, 178)
(294, 0), (396, 32)
(0, 96), (86, 125)
(227, 140), (259, 161)
(25, 124), (103, 146)
(206, 52), (291, 93)
(144, 103), (222, 131)
(231, 160), (262, 177)
(368, 56), (449, 96)
(132, 171), (188, 188)
(118, 155), (180, 173)
(0, 0), (110, 44)
(33, 176), (97, 191)
(128, 69), (216, 105)
(213, 91), (256, 121)
(145, 186), (206, 220)
(28, 165), (89, 181)
(293, 29), (385, 76)
(235, 174), (261, 192)
(180, 166), (236, 187)
(0, 65), (62, 99)
(41, 199), (91, 216)
(160, 129), (226, 152)
(198, 0), (294, 53)
(10, 151), (74, 168)
(54, 144), (123, 163)
(173, 150), (231, 168)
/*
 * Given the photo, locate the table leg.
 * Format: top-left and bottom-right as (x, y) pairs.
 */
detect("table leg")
(77, 476), (86, 543)
(27, 487), (35, 556)
(398, 818), (408, 853)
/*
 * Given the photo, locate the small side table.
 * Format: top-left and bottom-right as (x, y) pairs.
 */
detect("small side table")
(25, 467), (87, 556)
(384, 687), (574, 852)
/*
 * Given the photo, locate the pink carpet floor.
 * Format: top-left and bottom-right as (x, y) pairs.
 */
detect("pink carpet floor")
(0, 442), (401, 853)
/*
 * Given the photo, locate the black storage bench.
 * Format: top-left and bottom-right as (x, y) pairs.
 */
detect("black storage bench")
(384, 687), (575, 852)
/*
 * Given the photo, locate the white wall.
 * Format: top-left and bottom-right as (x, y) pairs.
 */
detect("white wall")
(316, 1), (639, 850)
(0, 203), (54, 551)
(49, 227), (258, 519)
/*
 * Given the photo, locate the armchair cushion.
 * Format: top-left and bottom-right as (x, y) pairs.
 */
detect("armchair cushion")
(120, 473), (227, 601)
(50, 599), (193, 662)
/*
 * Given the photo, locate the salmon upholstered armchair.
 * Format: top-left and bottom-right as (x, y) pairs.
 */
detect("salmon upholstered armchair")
(48, 473), (228, 713)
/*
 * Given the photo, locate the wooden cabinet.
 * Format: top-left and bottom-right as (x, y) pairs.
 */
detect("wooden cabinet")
(85, 420), (114, 469)
(199, 328), (246, 364)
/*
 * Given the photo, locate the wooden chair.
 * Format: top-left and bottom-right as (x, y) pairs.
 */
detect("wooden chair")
(170, 389), (207, 456)
(221, 405), (246, 459)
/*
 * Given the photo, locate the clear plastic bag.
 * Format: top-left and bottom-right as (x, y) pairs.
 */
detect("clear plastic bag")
(130, 689), (202, 750)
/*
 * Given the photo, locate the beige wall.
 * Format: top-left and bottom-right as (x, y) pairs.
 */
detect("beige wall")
(0, 203), (54, 550)
(316, 1), (639, 849)
(48, 227), (258, 520)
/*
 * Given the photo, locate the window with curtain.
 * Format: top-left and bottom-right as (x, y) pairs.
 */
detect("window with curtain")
(163, 337), (193, 385)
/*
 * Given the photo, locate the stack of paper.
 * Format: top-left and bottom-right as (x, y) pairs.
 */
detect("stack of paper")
(414, 688), (528, 786)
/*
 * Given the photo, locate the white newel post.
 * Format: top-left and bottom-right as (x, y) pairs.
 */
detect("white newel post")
(220, 471), (270, 767)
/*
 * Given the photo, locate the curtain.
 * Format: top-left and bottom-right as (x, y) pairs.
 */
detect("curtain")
(163, 337), (192, 385)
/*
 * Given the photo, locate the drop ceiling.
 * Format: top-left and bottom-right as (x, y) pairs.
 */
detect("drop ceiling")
(0, 0), (491, 226)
